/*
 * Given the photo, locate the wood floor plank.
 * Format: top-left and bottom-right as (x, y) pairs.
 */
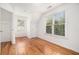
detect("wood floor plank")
(1, 37), (79, 55)
(0, 43), (1, 55)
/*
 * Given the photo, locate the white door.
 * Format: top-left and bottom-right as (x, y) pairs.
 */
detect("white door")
(0, 8), (2, 43)
(0, 8), (12, 42)
(0, 23), (2, 43)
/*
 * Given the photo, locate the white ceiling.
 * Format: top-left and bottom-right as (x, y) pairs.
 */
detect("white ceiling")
(9, 3), (62, 22)
(10, 3), (61, 13)
(0, 3), (62, 22)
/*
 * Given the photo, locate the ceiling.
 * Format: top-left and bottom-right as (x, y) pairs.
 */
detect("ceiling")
(10, 3), (61, 14)
(9, 3), (62, 22)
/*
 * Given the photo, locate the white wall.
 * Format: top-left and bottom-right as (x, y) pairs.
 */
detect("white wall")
(37, 4), (79, 52)
(30, 12), (41, 37)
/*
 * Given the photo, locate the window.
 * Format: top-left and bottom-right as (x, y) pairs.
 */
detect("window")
(46, 16), (52, 34)
(54, 11), (65, 36)
(17, 19), (25, 31)
(46, 11), (65, 36)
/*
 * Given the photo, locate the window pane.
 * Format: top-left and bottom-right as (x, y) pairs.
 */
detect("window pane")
(54, 11), (65, 36)
(46, 16), (53, 34)
(54, 24), (65, 36)
(46, 26), (52, 34)
(54, 11), (65, 25)
(46, 17), (52, 26)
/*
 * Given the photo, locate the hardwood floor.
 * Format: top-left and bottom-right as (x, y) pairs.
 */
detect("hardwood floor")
(16, 37), (43, 55)
(1, 37), (79, 55)
(31, 37), (79, 55)
(1, 41), (16, 55)
(0, 44), (1, 55)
